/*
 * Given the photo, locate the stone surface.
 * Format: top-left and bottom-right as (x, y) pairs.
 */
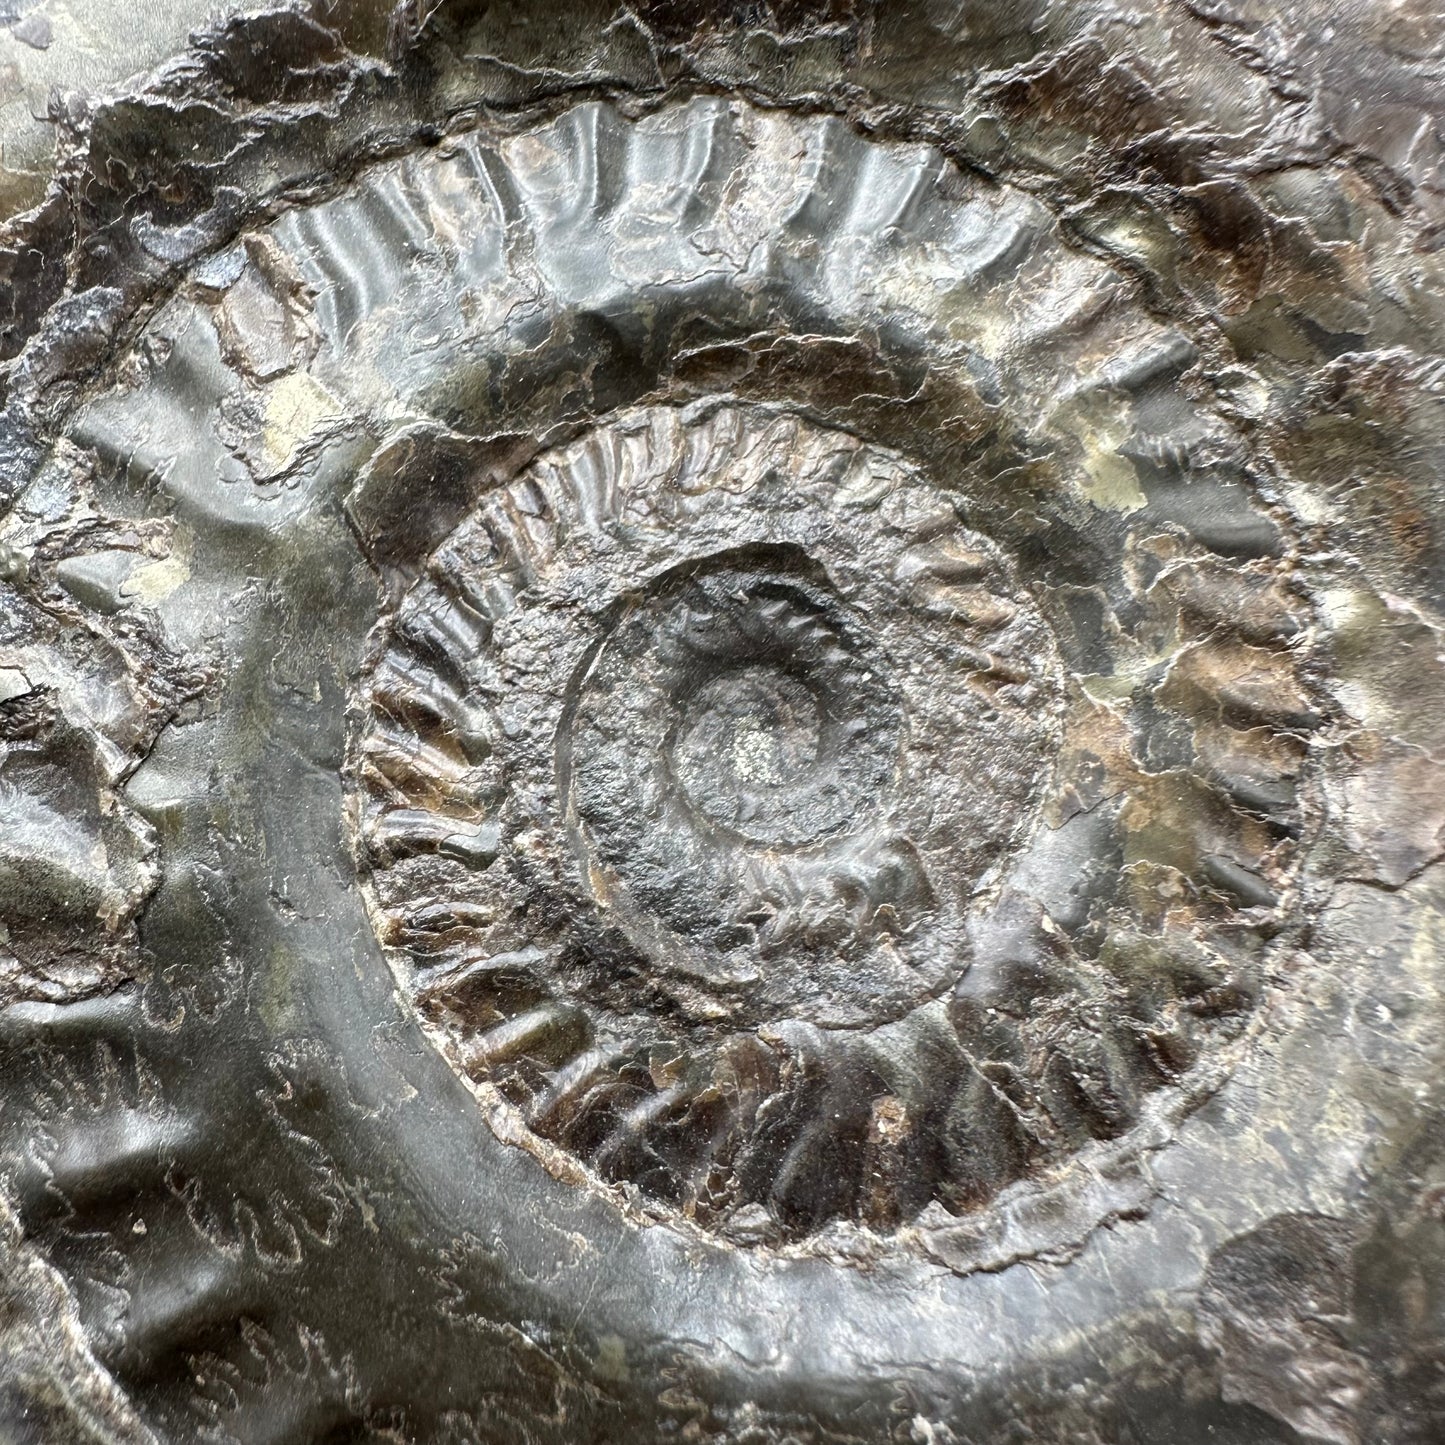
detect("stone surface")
(0, 2), (1442, 1442)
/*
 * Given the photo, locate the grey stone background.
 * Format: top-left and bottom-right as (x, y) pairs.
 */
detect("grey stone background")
(1, 3), (1442, 1442)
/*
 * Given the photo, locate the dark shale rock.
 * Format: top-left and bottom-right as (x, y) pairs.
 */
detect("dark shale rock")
(0, 2), (1442, 1442)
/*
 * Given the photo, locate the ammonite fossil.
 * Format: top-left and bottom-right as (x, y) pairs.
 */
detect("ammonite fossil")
(350, 382), (1310, 1259)
(311, 97), (1321, 1269)
(0, 4), (1442, 1444)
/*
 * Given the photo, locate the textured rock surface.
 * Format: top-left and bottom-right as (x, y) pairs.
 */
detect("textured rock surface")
(0, 2), (1442, 1442)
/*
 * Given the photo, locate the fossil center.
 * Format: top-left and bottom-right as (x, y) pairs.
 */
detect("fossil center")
(563, 552), (912, 1002)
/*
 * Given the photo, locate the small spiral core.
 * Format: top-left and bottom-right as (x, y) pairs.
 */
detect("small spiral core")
(672, 663), (830, 838)
(574, 560), (899, 852)
(564, 552), (916, 994)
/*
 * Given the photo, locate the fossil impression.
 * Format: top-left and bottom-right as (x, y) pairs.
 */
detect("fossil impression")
(0, 4), (1443, 1444)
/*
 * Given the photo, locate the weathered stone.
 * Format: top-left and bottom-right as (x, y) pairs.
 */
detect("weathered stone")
(0, 3), (1442, 1442)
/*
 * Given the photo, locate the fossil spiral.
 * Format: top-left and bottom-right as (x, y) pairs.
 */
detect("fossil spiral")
(285, 98), (1328, 1263)
(1, 8), (1442, 1442)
